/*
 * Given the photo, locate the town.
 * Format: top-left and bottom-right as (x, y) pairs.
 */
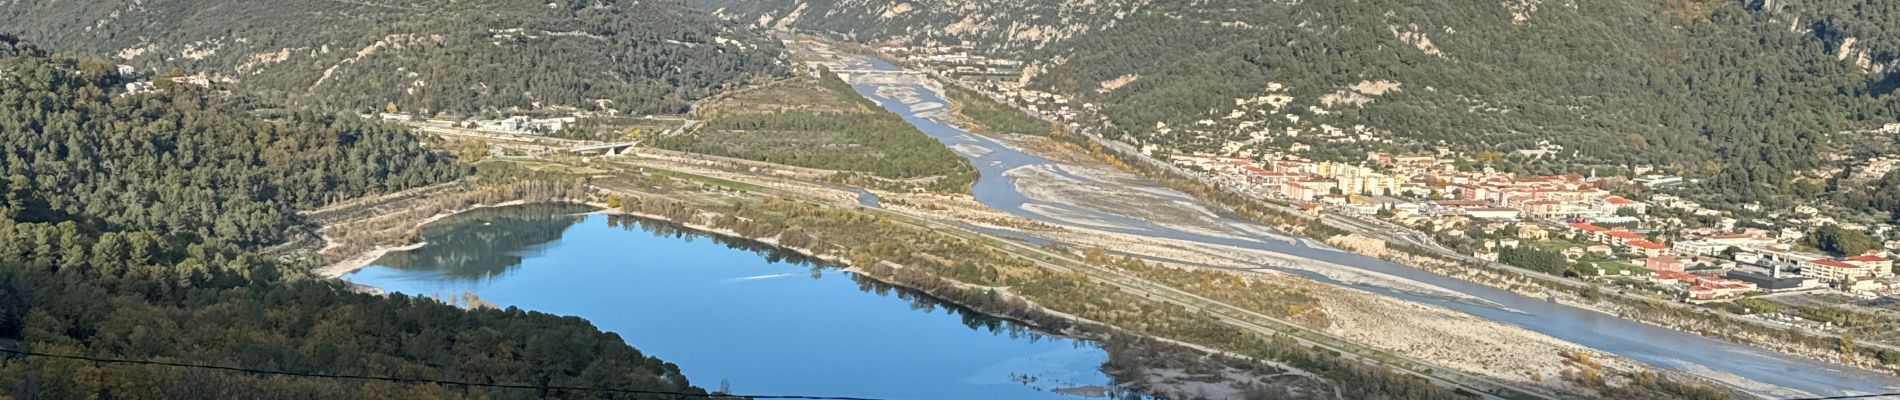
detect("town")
(1163, 150), (1898, 304)
(876, 42), (1900, 338)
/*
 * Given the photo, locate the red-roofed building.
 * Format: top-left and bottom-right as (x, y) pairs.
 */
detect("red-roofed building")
(1282, 180), (1335, 201)
(1652, 270), (1698, 285)
(1605, 230), (1644, 243)
(1568, 223), (1608, 242)
(1688, 277), (1757, 301)
(1645, 256), (1684, 273)
(1627, 240), (1668, 257)
(1801, 259), (1875, 283)
(1599, 195), (1649, 215)
(1844, 255), (1893, 278)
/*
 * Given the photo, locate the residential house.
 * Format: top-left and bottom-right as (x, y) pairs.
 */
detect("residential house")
(1517, 224), (1549, 240)
(1466, 208), (1522, 220)
(1599, 195), (1648, 215)
(1627, 240), (1668, 258)
(1844, 255), (1893, 278)
(1645, 256), (1685, 273)
(1568, 223), (1610, 242)
(1801, 259), (1876, 283)
(1688, 276), (1758, 301)
(1672, 240), (1730, 257)
(1651, 270), (1698, 285)
(1604, 229), (1645, 244)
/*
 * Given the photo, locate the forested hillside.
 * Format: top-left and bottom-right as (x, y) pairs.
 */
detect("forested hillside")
(1762, 0), (1900, 80)
(0, 0), (786, 116)
(697, 0), (1900, 216)
(700, 0), (1149, 54)
(651, 69), (976, 192)
(0, 35), (466, 247)
(0, 36), (709, 398)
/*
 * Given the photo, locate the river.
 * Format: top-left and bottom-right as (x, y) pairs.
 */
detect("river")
(345, 204), (1124, 399)
(833, 55), (1900, 398)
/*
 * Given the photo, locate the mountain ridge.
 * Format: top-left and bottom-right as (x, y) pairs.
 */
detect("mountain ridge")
(698, 0), (1900, 216)
(1, 0), (788, 116)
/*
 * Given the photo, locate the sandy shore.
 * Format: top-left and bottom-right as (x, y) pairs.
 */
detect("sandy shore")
(313, 241), (427, 279)
(312, 199), (551, 279)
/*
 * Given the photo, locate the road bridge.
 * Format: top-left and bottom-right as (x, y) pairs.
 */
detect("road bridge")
(564, 142), (638, 156)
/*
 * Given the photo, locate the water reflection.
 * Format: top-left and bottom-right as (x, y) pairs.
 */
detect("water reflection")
(350, 205), (1120, 399)
(373, 203), (594, 282)
(599, 213), (1072, 343)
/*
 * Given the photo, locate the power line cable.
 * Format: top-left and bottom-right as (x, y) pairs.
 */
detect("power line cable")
(1785, 393), (1900, 400)
(0, 348), (891, 400)
(18, 346), (1895, 400)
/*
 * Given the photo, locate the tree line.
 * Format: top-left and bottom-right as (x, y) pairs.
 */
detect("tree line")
(0, 37), (713, 398)
(652, 71), (977, 193)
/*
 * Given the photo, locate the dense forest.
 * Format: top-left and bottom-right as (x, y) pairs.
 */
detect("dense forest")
(1764, 0), (1900, 80)
(0, 35), (467, 247)
(0, 36), (711, 398)
(0, 0), (786, 116)
(946, 85), (1050, 137)
(697, 0), (1900, 218)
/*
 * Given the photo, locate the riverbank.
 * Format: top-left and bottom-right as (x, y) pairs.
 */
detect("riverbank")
(314, 190), (1297, 397)
(597, 93), (1742, 397)
(307, 181), (595, 279)
(849, 140), (1710, 397)
(338, 203), (1117, 399)
(593, 201), (1353, 399)
(894, 58), (1900, 395)
(313, 200), (543, 279)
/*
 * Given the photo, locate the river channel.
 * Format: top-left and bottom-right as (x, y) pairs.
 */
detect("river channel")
(833, 54), (1900, 398)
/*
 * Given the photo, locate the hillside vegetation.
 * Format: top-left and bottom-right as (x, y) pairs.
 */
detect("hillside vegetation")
(0, 36), (709, 398)
(652, 71), (976, 192)
(0, 0), (786, 116)
(697, 0), (1900, 217)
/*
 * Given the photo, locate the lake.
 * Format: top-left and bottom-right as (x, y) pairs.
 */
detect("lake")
(346, 203), (1122, 400)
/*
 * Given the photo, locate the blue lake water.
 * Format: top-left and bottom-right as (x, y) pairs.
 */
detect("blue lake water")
(346, 204), (1117, 400)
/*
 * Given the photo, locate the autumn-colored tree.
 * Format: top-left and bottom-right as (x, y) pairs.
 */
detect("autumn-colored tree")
(1475, 150), (1503, 165)
(450, 139), (489, 161)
